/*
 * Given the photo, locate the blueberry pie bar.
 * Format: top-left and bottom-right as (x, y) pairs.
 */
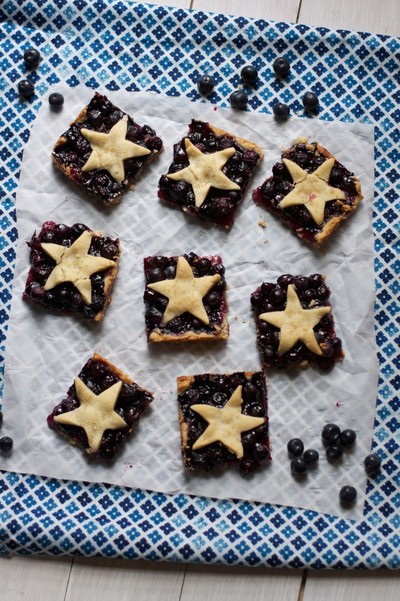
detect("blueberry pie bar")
(23, 221), (120, 321)
(251, 273), (344, 370)
(253, 138), (363, 245)
(177, 371), (270, 474)
(143, 253), (228, 342)
(52, 92), (163, 205)
(47, 353), (153, 461)
(158, 119), (264, 230)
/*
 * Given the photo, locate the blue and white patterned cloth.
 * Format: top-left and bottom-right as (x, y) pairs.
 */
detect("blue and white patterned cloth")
(0, 0), (399, 568)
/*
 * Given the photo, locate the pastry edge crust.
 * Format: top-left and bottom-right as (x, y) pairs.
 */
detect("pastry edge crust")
(148, 317), (229, 342)
(208, 123), (264, 162)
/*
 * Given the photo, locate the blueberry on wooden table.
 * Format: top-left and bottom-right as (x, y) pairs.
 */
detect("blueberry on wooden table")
(229, 90), (248, 110)
(18, 79), (35, 98)
(273, 57), (290, 77)
(24, 47), (40, 68)
(241, 65), (258, 85)
(197, 75), (215, 96)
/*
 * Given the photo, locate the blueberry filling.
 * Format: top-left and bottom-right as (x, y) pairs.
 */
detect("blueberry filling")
(179, 372), (270, 474)
(158, 120), (261, 230)
(251, 273), (344, 370)
(23, 221), (119, 320)
(253, 141), (360, 243)
(47, 356), (153, 461)
(52, 92), (162, 204)
(143, 253), (227, 338)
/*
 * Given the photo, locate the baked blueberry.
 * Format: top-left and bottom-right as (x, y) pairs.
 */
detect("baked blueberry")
(47, 353), (153, 461)
(18, 79), (35, 98)
(252, 138), (363, 246)
(177, 371), (270, 474)
(158, 119), (263, 230)
(24, 48), (40, 68)
(229, 90), (248, 110)
(52, 92), (163, 205)
(197, 75), (215, 96)
(273, 57), (290, 77)
(241, 65), (258, 85)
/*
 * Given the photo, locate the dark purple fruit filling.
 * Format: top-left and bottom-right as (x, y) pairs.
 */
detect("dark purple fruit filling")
(52, 92), (162, 204)
(158, 119), (261, 230)
(23, 221), (119, 320)
(251, 273), (344, 370)
(47, 356), (153, 461)
(143, 253), (227, 338)
(179, 372), (270, 474)
(253, 141), (359, 243)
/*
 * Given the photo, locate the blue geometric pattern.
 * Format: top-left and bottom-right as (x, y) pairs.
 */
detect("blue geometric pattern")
(0, 1), (399, 568)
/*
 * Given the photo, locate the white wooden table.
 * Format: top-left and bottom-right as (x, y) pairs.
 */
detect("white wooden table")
(1, 1), (399, 599)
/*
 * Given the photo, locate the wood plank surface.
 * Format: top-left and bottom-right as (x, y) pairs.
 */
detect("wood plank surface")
(1, 1), (399, 600)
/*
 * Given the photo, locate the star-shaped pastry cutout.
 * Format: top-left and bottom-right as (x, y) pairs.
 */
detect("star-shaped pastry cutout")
(191, 385), (265, 458)
(259, 284), (331, 355)
(167, 138), (240, 208)
(41, 230), (115, 305)
(81, 116), (151, 183)
(147, 256), (220, 325)
(54, 377), (127, 453)
(279, 158), (346, 225)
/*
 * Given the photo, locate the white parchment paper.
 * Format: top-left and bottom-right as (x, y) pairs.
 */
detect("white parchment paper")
(1, 87), (378, 519)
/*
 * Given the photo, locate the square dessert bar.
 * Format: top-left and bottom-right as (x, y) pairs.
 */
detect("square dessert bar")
(143, 253), (229, 342)
(47, 353), (153, 461)
(253, 138), (363, 246)
(52, 92), (163, 205)
(158, 119), (264, 230)
(251, 273), (344, 370)
(23, 221), (120, 321)
(177, 371), (270, 474)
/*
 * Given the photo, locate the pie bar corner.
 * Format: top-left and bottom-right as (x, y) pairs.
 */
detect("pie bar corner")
(177, 371), (270, 474)
(47, 353), (153, 461)
(23, 221), (120, 321)
(251, 273), (344, 370)
(143, 253), (229, 342)
(253, 138), (363, 246)
(52, 92), (163, 205)
(158, 119), (264, 230)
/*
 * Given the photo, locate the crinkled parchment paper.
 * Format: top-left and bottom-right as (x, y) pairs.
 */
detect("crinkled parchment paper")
(1, 87), (377, 519)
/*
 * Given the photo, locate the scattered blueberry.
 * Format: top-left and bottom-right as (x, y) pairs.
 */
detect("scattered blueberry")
(197, 75), (215, 96)
(302, 91), (319, 112)
(321, 423), (341, 445)
(229, 89), (248, 110)
(287, 438), (304, 457)
(49, 92), (64, 107)
(340, 428), (357, 447)
(0, 436), (13, 453)
(326, 444), (343, 461)
(364, 453), (381, 476)
(18, 79), (35, 99)
(303, 448), (319, 465)
(273, 57), (290, 78)
(24, 48), (41, 69)
(241, 65), (258, 85)
(291, 456), (308, 476)
(339, 485), (357, 506)
(273, 102), (290, 120)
